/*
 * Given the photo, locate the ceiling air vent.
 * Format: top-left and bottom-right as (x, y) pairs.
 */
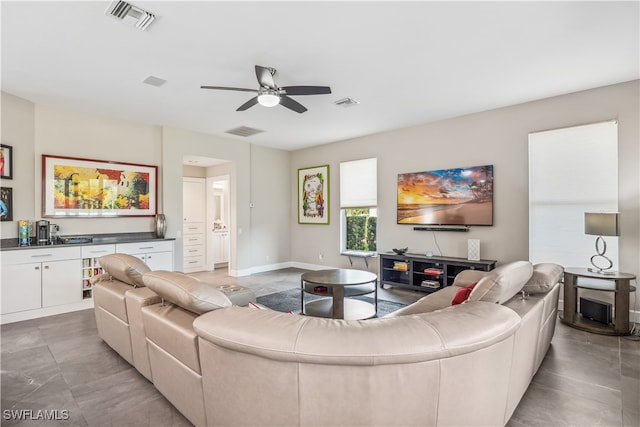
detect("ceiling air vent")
(225, 126), (264, 138)
(105, 1), (156, 31)
(142, 75), (167, 87)
(334, 97), (360, 108)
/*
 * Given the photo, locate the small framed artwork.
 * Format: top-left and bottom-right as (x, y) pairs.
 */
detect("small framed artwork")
(1, 187), (13, 222)
(298, 164), (329, 224)
(1, 144), (13, 179)
(42, 154), (158, 217)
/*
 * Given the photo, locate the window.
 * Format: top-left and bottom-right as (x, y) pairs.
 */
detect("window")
(340, 158), (377, 253)
(529, 121), (618, 268)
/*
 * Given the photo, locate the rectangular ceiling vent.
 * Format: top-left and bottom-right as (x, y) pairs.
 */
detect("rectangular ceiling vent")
(142, 75), (167, 87)
(105, 1), (156, 31)
(335, 97), (360, 108)
(225, 126), (264, 138)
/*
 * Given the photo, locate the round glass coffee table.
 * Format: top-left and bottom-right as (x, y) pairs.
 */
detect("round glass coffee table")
(300, 269), (378, 320)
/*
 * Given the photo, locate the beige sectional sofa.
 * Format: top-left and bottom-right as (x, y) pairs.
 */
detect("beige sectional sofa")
(92, 254), (255, 425)
(93, 254), (563, 426)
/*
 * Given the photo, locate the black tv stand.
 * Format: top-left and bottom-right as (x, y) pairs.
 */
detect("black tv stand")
(379, 252), (496, 293)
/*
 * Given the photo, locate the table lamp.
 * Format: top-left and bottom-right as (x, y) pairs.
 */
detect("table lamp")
(584, 212), (619, 274)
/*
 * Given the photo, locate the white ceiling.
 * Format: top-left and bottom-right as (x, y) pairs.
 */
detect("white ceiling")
(2, 1), (638, 151)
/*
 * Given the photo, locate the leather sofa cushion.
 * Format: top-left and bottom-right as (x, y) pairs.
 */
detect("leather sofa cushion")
(469, 261), (533, 304)
(142, 303), (201, 374)
(98, 253), (150, 287)
(142, 271), (232, 314)
(93, 279), (132, 323)
(522, 263), (564, 294)
(194, 301), (521, 365)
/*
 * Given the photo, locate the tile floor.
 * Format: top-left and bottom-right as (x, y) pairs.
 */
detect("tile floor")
(1, 267), (639, 426)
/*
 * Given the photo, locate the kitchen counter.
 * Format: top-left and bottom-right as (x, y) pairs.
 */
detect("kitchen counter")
(1, 232), (174, 251)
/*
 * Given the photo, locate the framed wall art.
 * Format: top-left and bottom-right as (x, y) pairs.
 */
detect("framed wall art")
(298, 164), (329, 224)
(42, 154), (157, 217)
(1, 187), (13, 221)
(1, 144), (13, 180)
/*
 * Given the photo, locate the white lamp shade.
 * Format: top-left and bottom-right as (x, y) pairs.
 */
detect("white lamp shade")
(257, 93), (280, 107)
(584, 212), (619, 236)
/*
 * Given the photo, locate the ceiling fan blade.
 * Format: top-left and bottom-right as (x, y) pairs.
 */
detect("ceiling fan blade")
(201, 85), (258, 93)
(255, 65), (276, 89)
(282, 86), (332, 96)
(236, 97), (259, 111)
(279, 96), (307, 113)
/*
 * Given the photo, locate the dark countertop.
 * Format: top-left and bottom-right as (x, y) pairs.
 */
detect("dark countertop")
(1, 232), (174, 251)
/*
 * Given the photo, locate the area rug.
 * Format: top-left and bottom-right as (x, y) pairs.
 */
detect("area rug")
(256, 288), (406, 317)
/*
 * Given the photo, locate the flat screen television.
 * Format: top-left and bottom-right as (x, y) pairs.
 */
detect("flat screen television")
(397, 164), (493, 226)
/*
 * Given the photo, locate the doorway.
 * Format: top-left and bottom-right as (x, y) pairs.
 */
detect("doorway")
(206, 175), (230, 271)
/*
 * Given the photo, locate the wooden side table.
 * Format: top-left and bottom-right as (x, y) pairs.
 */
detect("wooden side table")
(561, 268), (636, 335)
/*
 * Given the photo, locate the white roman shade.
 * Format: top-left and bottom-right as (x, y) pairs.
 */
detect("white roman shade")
(340, 158), (377, 208)
(528, 120), (618, 268)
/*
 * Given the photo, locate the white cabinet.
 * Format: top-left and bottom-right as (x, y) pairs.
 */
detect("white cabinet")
(183, 178), (206, 222)
(1, 247), (82, 315)
(183, 222), (206, 272)
(212, 231), (229, 265)
(42, 259), (83, 307)
(183, 177), (206, 273)
(1, 263), (42, 313)
(116, 240), (175, 271)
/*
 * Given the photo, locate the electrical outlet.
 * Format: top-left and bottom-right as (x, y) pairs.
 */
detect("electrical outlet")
(318, 253), (324, 260)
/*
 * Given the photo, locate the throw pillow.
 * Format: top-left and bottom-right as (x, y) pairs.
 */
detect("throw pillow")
(451, 283), (477, 305)
(522, 263), (564, 294)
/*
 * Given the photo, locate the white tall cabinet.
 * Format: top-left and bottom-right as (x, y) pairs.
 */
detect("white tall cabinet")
(183, 177), (206, 273)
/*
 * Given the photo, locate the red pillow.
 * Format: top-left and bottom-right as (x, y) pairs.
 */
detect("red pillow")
(451, 283), (477, 305)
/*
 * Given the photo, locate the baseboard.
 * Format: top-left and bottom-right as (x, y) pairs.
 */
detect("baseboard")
(230, 261), (325, 277)
(1, 299), (94, 325)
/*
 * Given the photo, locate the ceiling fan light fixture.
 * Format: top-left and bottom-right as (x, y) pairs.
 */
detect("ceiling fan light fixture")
(257, 93), (280, 107)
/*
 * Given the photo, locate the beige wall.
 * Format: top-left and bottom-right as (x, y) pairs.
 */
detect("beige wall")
(0, 92), (35, 238)
(161, 126), (291, 274)
(0, 94), (292, 275)
(290, 81), (639, 284)
(2, 80), (638, 290)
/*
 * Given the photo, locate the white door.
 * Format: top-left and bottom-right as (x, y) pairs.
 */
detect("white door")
(183, 178), (206, 223)
(1, 263), (42, 314)
(145, 251), (174, 271)
(42, 259), (83, 307)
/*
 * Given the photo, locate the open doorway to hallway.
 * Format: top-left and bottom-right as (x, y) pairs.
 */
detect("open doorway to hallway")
(182, 155), (233, 274)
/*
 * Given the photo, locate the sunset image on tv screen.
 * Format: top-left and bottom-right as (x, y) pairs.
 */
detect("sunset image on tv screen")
(397, 165), (493, 225)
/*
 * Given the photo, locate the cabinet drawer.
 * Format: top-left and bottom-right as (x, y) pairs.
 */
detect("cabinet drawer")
(184, 234), (205, 246)
(183, 256), (205, 269)
(116, 240), (173, 254)
(2, 246), (81, 265)
(183, 223), (205, 234)
(183, 245), (205, 257)
(81, 244), (116, 259)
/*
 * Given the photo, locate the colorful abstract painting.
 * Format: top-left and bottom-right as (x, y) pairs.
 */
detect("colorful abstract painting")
(43, 155), (157, 217)
(298, 165), (329, 224)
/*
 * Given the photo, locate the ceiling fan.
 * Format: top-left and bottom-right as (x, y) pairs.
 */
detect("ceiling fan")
(201, 65), (331, 113)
